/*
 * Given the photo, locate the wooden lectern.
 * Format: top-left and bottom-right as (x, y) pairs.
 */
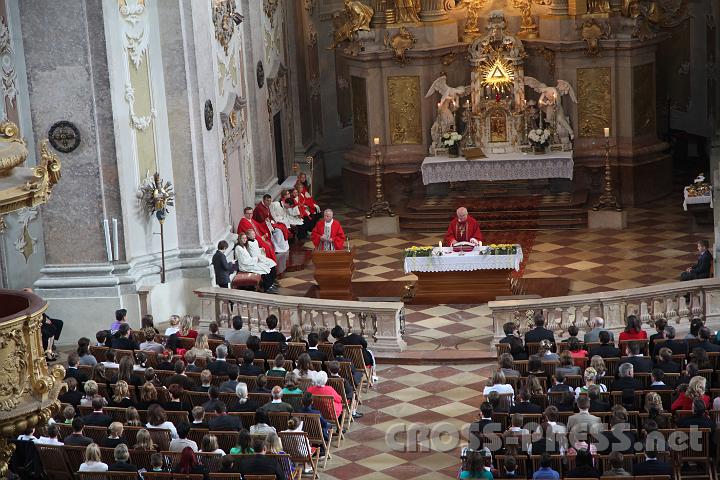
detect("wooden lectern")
(312, 247), (355, 300)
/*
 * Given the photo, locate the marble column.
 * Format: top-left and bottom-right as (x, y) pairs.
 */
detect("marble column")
(549, 0), (569, 15)
(419, 0), (448, 22)
(371, 0), (389, 26)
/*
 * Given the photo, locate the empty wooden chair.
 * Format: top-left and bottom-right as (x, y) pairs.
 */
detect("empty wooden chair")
(35, 444), (73, 480)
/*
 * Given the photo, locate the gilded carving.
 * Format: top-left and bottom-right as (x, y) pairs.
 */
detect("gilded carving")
(463, 0), (489, 42)
(576, 67), (612, 137)
(632, 63), (656, 136)
(396, 0), (421, 23)
(384, 26), (416, 65)
(0, 121), (27, 174)
(329, 0), (374, 51)
(213, 0), (242, 55)
(264, 0), (280, 20)
(577, 19), (611, 57)
(0, 329), (27, 411)
(511, 0), (538, 39)
(351, 76), (368, 145)
(387, 76), (422, 145)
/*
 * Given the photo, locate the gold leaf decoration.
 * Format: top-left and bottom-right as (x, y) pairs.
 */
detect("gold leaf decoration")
(387, 76), (422, 145)
(577, 67), (612, 137)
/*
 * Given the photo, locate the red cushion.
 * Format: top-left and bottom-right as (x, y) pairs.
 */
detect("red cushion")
(232, 272), (261, 288)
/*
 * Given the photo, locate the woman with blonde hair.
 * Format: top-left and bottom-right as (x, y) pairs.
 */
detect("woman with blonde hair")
(672, 375), (710, 411)
(109, 380), (133, 408)
(526, 375), (544, 397)
(589, 355), (607, 377)
(644, 391), (668, 428)
(575, 366), (606, 397)
(188, 333), (213, 360)
(483, 370), (515, 398)
(178, 315), (198, 339)
(265, 431), (294, 476)
(287, 324), (306, 346)
(165, 315), (181, 336)
(79, 443), (108, 472)
(200, 434), (226, 455)
(133, 428), (156, 451)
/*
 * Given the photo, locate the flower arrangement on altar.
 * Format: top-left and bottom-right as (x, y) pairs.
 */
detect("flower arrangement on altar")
(487, 244), (518, 255)
(527, 128), (551, 148)
(404, 246), (434, 257)
(441, 131), (462, 147)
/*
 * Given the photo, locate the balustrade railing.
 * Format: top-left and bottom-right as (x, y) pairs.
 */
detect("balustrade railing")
(489, 278), (720, 341)
(193, 287), (406, 352)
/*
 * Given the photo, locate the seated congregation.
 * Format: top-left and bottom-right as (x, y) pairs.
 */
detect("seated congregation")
(17, 310), (377, 479)
(462, 313), (720, 479)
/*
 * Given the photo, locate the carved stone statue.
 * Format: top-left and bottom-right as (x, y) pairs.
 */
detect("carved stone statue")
(524, 77), (578, 143)
(396, 0), (421, 23)
(430, 98), (456, 151)
(425, 74), (470, 108)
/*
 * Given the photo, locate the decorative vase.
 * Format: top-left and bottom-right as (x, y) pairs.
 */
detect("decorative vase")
(532, 144), (546, 155)
(448, 144), (459, 158)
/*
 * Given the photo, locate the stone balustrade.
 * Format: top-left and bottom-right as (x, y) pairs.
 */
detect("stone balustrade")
(489, 278), (720, 342)
(193, 287), (406, 352)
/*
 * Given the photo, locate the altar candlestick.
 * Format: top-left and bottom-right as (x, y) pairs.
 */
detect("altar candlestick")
(438, 241), (442, 250)
(373, 137), (380, 145)
(103, 219), (112, 262)
(603, 127), (610, 137)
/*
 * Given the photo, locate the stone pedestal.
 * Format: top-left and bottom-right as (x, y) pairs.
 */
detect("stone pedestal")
(419, 0), (448, 22)
(588, 209), (628, 229)
(362, 215), (400, 236)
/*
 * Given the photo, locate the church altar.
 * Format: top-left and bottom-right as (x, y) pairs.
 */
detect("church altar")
(405, 246), (523, 304)
(421, 152), (573, 185)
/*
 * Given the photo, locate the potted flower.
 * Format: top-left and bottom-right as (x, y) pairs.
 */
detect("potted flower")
(527, 128), (551, 153)
(441, 131), (463, 157)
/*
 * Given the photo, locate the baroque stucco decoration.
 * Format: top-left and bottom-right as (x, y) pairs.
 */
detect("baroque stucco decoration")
(384, 27), (416, 65)
(13, 207), (37, 262)
(577, 19), (611, 57)
(0, 15), (17, 115)
(387, 76), (422, 145)
(576, 67), (612, 137)
(213, 0), (242, 56)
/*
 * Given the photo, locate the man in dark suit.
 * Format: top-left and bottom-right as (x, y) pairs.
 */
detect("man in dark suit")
(663, 325), (688, 356)
(549, 372), (573, 393)
(680, 239), (713, 281)
(234, 437), (285, 479)
(633, 448), (672, 476)
(208, 403), (241, 431)
(307, 333), (327, 362)
(207, 344), (232, 376)
(64, 352), (88, 390)
(164, 360), (196, 390)
(588, 330), (621, 359)
(63, 418), (93, 446)
(82, 396), (113, 427)
(237, 350), (263, 376)
(648, 318), (667, 357)
(588, 385), (611, 412)
(510, 388), (543, 414)
(300, 392), (330, 448)
(610, 363), (642, 391)
(469, 402), (501, 450)
(332, 324), (374, 368)
(212, 240), (236, 288)
(677, 399), (715, 433)
(619, 343), (654, 373)
(58, 377), (83, 408)
(110, 323), (140, 351)
(260, 315), (287, 351)
(524, 313), (555, 352)
(698, 327), (720, 352)
(647, 369), (672, 390)
(498, 322), (528, 360)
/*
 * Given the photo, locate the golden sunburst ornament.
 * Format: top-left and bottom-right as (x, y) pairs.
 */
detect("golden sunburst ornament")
(480, 55), (515, 93)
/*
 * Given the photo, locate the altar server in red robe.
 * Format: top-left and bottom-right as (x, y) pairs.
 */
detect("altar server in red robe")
(239, 207), (276, 262)
(444, 206), (484, 246)
(254, 194), (290, 241)
(311, 209), (346, 251)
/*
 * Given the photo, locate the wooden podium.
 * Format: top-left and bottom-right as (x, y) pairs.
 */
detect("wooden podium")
(312, 247), (356, 300)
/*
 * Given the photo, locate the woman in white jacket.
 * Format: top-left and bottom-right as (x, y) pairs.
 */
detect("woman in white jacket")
(270, 189), (303, 227)
(235, 232), (278, 293)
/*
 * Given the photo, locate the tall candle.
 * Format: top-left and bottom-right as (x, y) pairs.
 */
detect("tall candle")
(438, 241), (442, 250)
(373, 137), (380, 145)
(103, 219), (112, 262)
(603, 127), (610, 137)
(112, 218), (119, 260)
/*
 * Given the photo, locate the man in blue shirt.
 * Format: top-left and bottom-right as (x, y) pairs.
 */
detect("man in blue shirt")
(532, 453), (560, 480)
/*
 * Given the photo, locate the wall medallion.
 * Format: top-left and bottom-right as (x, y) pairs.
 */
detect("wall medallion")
(204, 100), (214, 131)
(48, 121), (80, 153)
(257, 61), (265, 88)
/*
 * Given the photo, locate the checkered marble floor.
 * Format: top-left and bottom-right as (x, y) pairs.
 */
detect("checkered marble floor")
(276, 191), (711, 354)
(320, 363), (495, 480)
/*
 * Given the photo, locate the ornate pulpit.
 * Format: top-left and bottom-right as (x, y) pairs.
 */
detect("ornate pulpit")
(312, 247), (356, 300)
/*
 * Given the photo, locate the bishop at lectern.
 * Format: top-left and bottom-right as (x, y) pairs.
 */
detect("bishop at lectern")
(444, 207), (484, 246)
(311, 209), (346, 251)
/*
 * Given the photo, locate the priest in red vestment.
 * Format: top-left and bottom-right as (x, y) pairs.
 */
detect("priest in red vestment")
(444, 207), (484, 246)
(253, 194), (290, 240)
(311, 209), (346, 251)
(239, 207), (277, 262)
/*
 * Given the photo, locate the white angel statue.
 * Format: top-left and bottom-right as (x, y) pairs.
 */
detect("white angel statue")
(425, 74), (470, 108)
(524, 77), (578, 143)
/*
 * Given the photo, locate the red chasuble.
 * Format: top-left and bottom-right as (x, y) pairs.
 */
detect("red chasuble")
(444, 215), (484, 246)
(311, 220), (346, 251)
(238, 217), (277, 262)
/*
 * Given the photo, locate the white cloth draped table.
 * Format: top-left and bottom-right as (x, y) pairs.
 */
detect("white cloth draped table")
(421, 152), (574, 185)
(683, 186), (713, 211)
(404, 246), (523, 274)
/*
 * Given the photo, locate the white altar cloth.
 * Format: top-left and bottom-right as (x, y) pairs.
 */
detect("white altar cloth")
(404, 246), (523, 274)
(683, 186), (713, 211)
(421, 152), (574, 185)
